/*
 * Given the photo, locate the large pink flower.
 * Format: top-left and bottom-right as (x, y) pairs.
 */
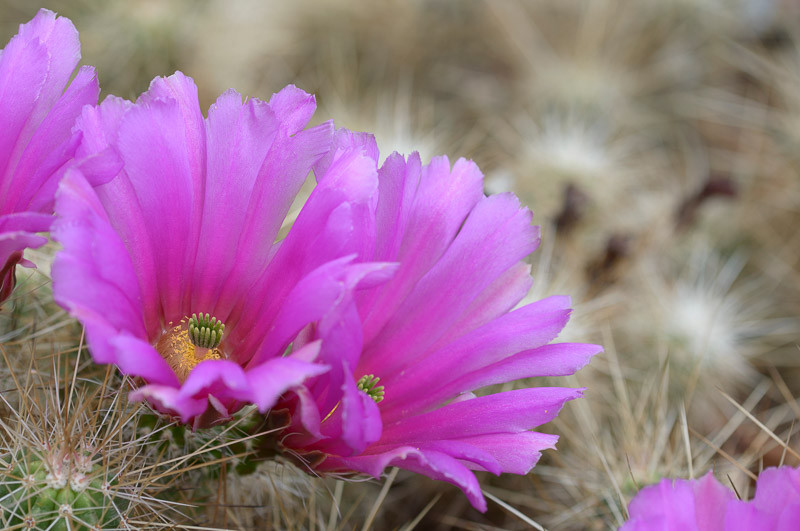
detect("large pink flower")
(622, 466), (800, 530)
(52, 73), (394, 427)
(269, 131), (601, 512)
(0, 9), (102, 303)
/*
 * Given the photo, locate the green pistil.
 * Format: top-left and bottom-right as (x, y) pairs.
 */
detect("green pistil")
(357, 374), (385, 403)
(188, 313), (225, 349)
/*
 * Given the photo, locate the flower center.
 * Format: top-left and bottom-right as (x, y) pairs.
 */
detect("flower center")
(356, 374), (385, 403)
(155, 314), (226, 382)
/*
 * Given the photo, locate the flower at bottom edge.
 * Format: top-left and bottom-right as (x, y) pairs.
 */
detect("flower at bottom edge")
(622, 466), (800, 530)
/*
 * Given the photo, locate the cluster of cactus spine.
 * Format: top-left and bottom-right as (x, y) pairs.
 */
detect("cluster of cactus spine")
(0, 447), (126, 531)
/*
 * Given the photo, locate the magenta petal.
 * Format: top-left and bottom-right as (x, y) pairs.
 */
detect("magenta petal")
(624, 478), (699, 530)
(413, 440), (502, 475)
(443, 341), (600, 388)
(233, 149), (380, 357)
(74, 95), (132, 156)
(328, 447), (488, 512)
(406, 195), (539, 352)
(436, 261), (533, 345)
(0, 231), (47, 260)
(0, 212), (52, 269)
(0, 211), (53, 233)
(0, 10), (100, 305)
(190, 90), (283, 313)
(266, 84), (318, 135)
(388, 448), (488, 512)
(309, 262), (398, 418)
(622, 468), (800, 529)
(179, 360), (249, 402)
(693, 472), (736, 531)
(244, 353), (329, 413)
(75, 97), (161, 337)
(360, 155), (483, 342)
(724, 502), (775, 531)
(388, 343), (601, 416)
(365, 192), (539, 375)
(116, 97), (199, 322)
(52, 172), (177, 392)
(0, 33), (49, 189)
(130, 384), (207, 424)
(249, 260), (395, 425)
(313, 128), (379, 179)
(623, 473), (737, 531)
(138, 72), (206, 201)
(52, 171), (146, 337)
(776, 505), (800, 531)
(8, 66), (99, 212)
(455, 432), (559, 475)
(287, 340), (323, 363)
(14, 9), (81, 125)
(211, 120), (333, 318)
(288, 385), (325, 439)
(247, 257), (359, 366)
(380, 387), (583, 445)
(751, 466), (800, 515)
(328, 367), (382, 455)
(0, 231), (47, 299)
(110, 335), (179, 387)
(140, 71), (201, 110)
(376, 295), (573, 401)
(372, 152), (421, 262)
(0, 10), (80, 185)
(52, 178), (151, 377)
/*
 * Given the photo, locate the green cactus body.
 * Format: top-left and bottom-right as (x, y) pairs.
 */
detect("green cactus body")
(0, 452), (127, 530)
(140, 410), (261, 481)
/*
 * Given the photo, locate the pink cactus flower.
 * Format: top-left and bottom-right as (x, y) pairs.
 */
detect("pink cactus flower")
(268, 131), (601, 512)
(52, 73), (394, 427)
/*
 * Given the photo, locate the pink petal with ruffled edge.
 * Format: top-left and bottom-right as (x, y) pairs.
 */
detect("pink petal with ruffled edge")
(724, 466), (800, 530)
(623, 472), (738, 531)
(359, 155), (484, 343)
(326, 446), (488, 512)
(624, 478), (700, 530)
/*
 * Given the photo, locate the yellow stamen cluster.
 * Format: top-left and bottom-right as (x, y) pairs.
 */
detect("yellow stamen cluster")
(156, 320), (224, 382)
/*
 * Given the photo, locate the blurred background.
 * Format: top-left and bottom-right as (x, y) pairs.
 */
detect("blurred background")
(2, 0), (800, 529)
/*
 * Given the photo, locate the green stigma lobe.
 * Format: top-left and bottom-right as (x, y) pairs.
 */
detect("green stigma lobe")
(188, 313), (225, 349)
(357, 374), (385, 403)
